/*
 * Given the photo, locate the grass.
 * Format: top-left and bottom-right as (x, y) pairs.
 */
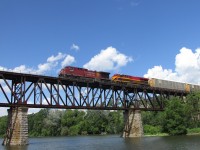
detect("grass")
(187, 128), (200, 135)
(144, 133), (168, 137)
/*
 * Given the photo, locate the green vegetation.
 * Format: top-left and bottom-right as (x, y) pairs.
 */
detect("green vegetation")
(28, 109), (124, 137)
(0, 92), (199, 137)
(143, 125), (161, 135)
(161, 97), (189, 135)
(142, 92), (200, 136)
(0, 116), (7, 137)
(187, 128), (200, 134)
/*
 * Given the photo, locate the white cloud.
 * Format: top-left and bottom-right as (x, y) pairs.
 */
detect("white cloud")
(28, 108), (41, 115)
(83, 46), (133, 71)
(61, 55), (75, 68)
(144, 47), (200, 84)
(70, 44), (80, 51)
(1, 84), (11, 94)
(0, 66), (8, 71)
(47, 52), (66, 63)
(12, 65), (33, 73)
(0, 107), (8, 116)
(144, 66), (178, 80)
(0, 52), (75, 75)
(36, 52), (66, 74)
(0, 107), (41, 117)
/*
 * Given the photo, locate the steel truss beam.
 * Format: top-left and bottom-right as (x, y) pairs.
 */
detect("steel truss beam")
(0, 71), (188, 111)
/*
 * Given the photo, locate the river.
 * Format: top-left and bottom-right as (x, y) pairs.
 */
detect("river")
(0, 135), (200, 150)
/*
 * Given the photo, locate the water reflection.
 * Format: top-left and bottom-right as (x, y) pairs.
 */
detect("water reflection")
(124, 137), (143, 150)
(2, 145), (28, 150)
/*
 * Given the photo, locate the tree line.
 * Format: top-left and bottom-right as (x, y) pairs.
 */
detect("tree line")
(0, 92), (199, 137)
(143, 92), (200, 135)
(28, 109), (124, 137)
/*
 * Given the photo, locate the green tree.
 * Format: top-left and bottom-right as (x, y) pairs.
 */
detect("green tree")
(42, 110), (62, 136)
(61, 109), (86, 136)
(0, 116), (7, 137)
(161, 97), (190, 135)
(28, 109), (49, 136)
(84, 110), (109, 134)
(186, 92), (200, 128)
(106, 111), (124, 134)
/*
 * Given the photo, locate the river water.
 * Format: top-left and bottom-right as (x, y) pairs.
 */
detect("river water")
(0, 135), (200, 150)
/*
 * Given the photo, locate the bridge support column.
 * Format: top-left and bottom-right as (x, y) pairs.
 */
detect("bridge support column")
(2, 107), (28, 146)
(122, 110), (143, 137)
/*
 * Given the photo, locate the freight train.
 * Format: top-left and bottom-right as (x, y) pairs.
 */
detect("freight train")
(59, 66), (200, 92)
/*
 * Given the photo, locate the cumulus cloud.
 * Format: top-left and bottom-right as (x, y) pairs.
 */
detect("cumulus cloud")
(61, 55), (75, 68)
(13, 65), (34, 73)
(36, 52), (66, 74)
(144, 66), (178, 80)
(0, 107), (41, 117)
(47, 52), (66, 63)
(83, 46), (133, 71)
(0, 52), (75, 75)
(70, 44), (80, 51)
(0, 108), (8, 116)
(144, 47), (200, 84)
(0, 66), (7, 71)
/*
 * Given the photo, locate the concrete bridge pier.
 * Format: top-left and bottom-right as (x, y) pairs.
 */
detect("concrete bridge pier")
(2, 107), (28, 146)
(122, 110), (143, 137)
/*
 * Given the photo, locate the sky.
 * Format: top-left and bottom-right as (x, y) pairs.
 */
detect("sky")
(1, 0), (200, 115)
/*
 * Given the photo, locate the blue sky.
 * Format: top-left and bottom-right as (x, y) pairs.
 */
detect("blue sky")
(1, 0), (200, 83)
(1, 0), (200, 116)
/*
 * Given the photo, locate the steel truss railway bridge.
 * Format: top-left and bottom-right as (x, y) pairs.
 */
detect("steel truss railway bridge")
(0, 71), (188, 145)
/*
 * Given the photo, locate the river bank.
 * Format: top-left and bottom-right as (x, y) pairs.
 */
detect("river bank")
(144, 127), (200, 137)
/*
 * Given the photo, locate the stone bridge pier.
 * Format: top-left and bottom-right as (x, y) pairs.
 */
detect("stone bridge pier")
(122, 110), (143, 137)
(2, 107), (28, 145)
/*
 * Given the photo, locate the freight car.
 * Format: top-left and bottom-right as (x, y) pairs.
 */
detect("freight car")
(59, 66), (110, 80)
(188, 83), (200, 92)
(148, 78), (200, 92)
(111, 74), (149, 85)
(148, 78), (190, 92)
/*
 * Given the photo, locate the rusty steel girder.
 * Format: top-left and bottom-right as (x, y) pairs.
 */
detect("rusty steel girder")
(0, 71), (188, 111)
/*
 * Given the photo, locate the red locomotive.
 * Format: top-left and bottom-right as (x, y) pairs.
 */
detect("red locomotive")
(59, 66), (110, 79)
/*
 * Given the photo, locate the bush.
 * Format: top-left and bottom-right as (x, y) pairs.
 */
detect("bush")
(69, 125), (80, 136)
(61, 127), (69, 136)
(187, 128), (200, 134)
(144, 125), (161, 135)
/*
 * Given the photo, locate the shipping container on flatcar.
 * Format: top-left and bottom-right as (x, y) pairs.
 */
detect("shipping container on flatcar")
(148, 78), (188, 91)
(111, 74), (148, 85)
(59, 66), (110, 80)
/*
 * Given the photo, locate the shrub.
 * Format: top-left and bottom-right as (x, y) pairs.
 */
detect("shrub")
(144, 125), (161, 135)
(187, 128), (200, 134)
